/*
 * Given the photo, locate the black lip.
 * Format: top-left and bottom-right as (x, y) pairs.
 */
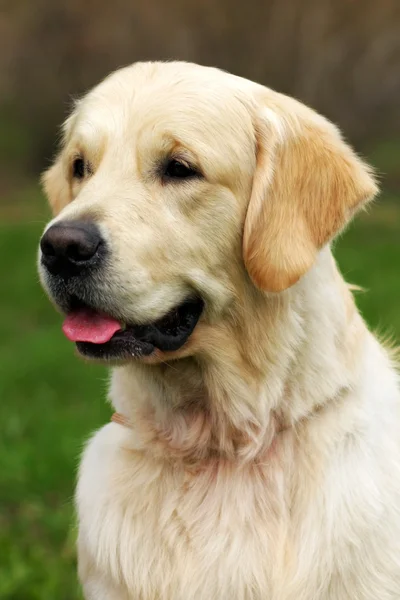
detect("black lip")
(76, 297), (204, 361)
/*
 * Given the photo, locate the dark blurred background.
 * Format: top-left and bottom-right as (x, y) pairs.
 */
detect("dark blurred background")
(1, 1), (399, 598)
(2, 0), (400, 182)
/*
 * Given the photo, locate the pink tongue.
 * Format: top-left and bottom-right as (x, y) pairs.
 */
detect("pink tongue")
(62, 309), (122, 344)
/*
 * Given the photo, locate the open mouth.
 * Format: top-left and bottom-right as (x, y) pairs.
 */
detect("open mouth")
(62, 296), (204, 361)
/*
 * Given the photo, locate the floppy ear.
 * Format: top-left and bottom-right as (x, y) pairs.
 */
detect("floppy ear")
(243, 104), (378, 292)
(41, 157), (71, 216)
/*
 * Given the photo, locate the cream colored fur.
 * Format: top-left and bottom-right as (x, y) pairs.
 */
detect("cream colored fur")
(41, 62), (400, 599)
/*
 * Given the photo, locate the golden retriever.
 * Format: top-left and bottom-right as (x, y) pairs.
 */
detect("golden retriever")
(38, 61), (400, 599)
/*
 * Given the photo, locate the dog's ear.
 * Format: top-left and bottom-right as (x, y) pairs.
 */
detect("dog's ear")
(243, 103), (378, 292)
(41, 157), (71, 216)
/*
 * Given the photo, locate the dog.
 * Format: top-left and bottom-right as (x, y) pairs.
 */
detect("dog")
(38, 61), (400, 599)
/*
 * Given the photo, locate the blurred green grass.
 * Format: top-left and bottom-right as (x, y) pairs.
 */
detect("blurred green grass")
(0, 186), (399, 599)
(0, 195), (108, 599)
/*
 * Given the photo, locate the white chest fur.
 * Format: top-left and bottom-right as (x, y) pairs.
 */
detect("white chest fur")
(76, 417), (400, 600)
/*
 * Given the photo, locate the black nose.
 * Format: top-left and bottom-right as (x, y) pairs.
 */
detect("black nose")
(40, 220), (103, 277)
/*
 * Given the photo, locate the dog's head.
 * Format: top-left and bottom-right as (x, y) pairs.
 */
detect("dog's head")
(39, 61), (377, 363)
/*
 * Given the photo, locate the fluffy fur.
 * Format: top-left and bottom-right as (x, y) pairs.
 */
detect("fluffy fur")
(41, 61), (400, 599)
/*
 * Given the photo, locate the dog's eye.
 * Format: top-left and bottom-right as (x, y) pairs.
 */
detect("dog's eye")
(164, 159), (198, 180)
(72, 157), (86, 179)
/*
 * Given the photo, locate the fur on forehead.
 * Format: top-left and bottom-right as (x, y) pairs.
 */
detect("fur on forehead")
(68, 62), (258, 130)
(60, 62), (267, 185)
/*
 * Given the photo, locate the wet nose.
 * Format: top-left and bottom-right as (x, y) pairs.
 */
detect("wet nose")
(40, 220), (103, 277)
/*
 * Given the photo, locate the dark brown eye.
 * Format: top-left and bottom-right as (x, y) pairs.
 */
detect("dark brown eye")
(72, 157), (85, 179)
(164, 159), (198, 180)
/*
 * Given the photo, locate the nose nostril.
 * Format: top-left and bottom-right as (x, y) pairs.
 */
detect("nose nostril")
(66, 240), (100, 263)
(66, 242), (81, 262)
(40, 238), (56, 257)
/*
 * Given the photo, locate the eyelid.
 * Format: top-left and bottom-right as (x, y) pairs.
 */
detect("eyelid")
(173, 157), (191, 169)
(170, 154), (202, 175)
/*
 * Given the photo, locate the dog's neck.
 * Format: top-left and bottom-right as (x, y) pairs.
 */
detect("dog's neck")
(109, 248), (366, 464)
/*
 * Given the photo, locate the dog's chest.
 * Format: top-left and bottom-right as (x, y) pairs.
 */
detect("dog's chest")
(76, 423), (392, 600)
(77, 424), (300, 599)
